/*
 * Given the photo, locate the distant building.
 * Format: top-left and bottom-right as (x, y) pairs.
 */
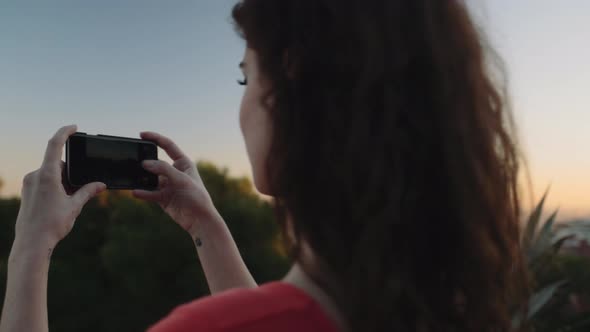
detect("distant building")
(562, 239), (590, 258)
(555, 219), (590, 314)
(555, 219), (590, 258)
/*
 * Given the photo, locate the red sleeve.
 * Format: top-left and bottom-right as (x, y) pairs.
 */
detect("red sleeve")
(145, 282), (339, 332)
(146, 300), (217, 332)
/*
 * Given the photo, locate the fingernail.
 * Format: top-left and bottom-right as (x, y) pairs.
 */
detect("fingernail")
(143, 160), (155, 168)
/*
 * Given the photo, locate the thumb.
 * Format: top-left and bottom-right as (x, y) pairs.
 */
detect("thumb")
(142, 160), (185, 185)
(72, 182), (107, 207)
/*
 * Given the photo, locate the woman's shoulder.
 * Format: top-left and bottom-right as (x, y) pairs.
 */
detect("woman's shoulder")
(146, 281), (339, 332)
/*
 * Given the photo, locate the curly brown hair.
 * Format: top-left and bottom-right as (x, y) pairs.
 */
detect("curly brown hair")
(233, 0), (530, 331)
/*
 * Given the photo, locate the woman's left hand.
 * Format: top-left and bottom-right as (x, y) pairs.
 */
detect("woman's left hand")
(14, 125), (107, 249)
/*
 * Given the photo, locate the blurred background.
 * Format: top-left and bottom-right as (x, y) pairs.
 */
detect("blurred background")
(0, 0), (589, 331)
(0, 0), (588, 218)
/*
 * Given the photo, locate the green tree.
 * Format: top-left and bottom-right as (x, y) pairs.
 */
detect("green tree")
(0, 196), (21, 326)
(0, 161), (290, 332)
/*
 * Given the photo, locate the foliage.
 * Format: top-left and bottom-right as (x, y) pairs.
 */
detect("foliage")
(531, 254), (590, 331)
(515, 190), (590, 331)
(2, 168), (590, 331)
(0, 161), (290, 332)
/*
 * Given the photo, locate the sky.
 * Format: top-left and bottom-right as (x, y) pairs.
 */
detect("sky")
(0, 0), (589, 220)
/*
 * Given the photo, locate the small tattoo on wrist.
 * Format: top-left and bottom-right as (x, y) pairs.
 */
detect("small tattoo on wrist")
(195, 237), (203, 247)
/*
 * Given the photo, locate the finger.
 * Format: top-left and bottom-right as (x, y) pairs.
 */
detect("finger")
(21, 170), (38, 198)
(43, 125), (77, 169)
(60, 161), (77, 195)
(132, 189), (164, 203)
(159, 175), (169, 188)
(60, 161), (71, 193)
(142, 160), (185, 184)
(172, 156), (197, 174)
(140, 131), (189, 163)
(71, 182), (107, 207)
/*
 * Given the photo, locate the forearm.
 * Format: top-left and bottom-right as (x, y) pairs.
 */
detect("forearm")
(0, 238), (52, 332)
(190, 211), (257, 294)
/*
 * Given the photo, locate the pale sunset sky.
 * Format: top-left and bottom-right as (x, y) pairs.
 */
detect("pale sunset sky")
(0, 1), (588, 220)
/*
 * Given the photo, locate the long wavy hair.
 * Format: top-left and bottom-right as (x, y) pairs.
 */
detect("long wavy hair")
(233, 0), (530, 331)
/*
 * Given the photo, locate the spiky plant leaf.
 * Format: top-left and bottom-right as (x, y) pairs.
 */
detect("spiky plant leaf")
(522, 189), (549, 250)
(527, 210), (559, 264)
(526, 280), (567, 320)
(512, 280), (567, 328)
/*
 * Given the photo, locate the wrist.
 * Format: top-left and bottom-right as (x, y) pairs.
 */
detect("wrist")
(8, 251), (52, 271)
(187, 207), (225, 241)
(10, 233), (56, 262)
(15, 216), (61, 248)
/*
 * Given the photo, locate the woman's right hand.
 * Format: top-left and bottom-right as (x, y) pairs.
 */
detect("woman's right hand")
(133, 132), (257, 293)
(132, 131), (220, 239)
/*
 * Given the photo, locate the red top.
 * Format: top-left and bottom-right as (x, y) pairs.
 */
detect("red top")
(146, 281), (340, 332)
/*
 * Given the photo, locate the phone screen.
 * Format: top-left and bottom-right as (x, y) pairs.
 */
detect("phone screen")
(66, 133), (158, 190)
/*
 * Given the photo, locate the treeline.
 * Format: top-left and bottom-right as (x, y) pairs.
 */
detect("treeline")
(0, 161), (290, 332)
(1, 162), (590, 331)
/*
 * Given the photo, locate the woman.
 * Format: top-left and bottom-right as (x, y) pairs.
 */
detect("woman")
(0, 0), (530, 331)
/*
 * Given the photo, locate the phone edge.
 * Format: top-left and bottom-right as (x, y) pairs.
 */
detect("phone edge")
(66, 132), (159, 191)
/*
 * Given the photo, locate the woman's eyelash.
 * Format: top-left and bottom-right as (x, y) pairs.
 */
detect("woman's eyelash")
(237, 77), (248, 86)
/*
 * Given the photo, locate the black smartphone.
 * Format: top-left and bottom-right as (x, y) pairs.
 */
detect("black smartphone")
(65, 132), (158, 190)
